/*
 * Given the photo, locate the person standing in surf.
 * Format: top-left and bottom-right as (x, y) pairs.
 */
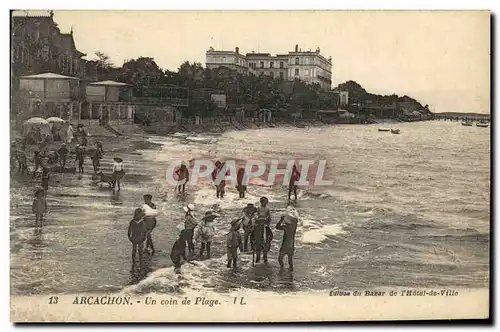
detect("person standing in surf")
(32, 189), (47, 228)
(175, 161), (190, 194)
(236, 167), (247, 198)
(128, 208), (146, 269)
(195, 211), (217, 260)
(254, 197), (273, 264)
(242, 203), (257, 252)
(288, 164), (301, 201)
(276, 205), (299, 271)
(183, 204), (197, 256)
(211, 160), (229, 199)
(112, 157), (125, 192)
(142, 194), (158, 255)
(226, 219), (243, 271)
(170, 230), (188, 274)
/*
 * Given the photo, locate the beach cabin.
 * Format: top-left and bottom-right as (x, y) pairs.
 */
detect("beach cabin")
(16, 72), (80, 120)
(86, 80), (132, 102)
(19, 72), (80, 101)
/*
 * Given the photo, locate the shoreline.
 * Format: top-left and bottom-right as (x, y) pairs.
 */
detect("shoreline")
(142, 117), (418, 137)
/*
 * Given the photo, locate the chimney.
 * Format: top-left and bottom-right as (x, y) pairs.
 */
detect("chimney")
(295, 44), (298, 52)
(235, 47), (239, 54)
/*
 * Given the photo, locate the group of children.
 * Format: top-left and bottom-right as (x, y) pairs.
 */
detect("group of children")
(166, 196), (299, 274)
(177, 160), (302, 201)
(18, 135), (126, 229)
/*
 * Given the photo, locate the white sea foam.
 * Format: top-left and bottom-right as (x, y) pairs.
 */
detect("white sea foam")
(192, 187), (281, 211)
(185, 136), (216, 143)
(300, 216), (345, 244)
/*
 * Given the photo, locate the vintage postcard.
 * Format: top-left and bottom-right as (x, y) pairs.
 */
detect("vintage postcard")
(9, 10), (490, 322)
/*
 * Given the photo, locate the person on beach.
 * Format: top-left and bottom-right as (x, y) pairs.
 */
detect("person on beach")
(175, 161), (189, 194)
(236, 167), (247, 198)
(17, 150), (28, 176)
(32, 189), (47, 228)
(142, 194), (158, 255)
(212, 161), (229, 199)
(276, 205), (299, 271)
(76, 124), (88, 146)
(57, 143), (69, 169)
(254, 197), (273, 264)
(242, 203), (257, 252)
(75, 145), (85, 173)
(170, 230), (188, 274)
(195, 211), (217, 260)
(66, 124), (75, 144)
(41, 167), (50, 192)
(96, 141), (104, 159)
(226, 219), (243, 271)
(128, 208), (147, 268)
(33, 150), (43, 175)
(288, 164), (301, 201)
(91, 147), (100, 174)
(112, 157), (125, 192)
(183, 204), (197, 256)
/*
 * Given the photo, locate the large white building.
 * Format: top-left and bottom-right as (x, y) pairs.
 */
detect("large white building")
(205, 45), (333, 90)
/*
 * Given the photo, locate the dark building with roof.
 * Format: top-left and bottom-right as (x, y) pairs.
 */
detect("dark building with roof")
(11, 11), (87, 84)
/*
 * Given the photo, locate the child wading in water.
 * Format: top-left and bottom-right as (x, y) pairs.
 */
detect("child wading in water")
(226, 219), (243, 271)
(175, 161), (190, 194)
(236, 167), (247, 198)
(32, 189), (47, 228)
(242, 203), (257, 252)
(128, 208), (146, 269)
(195, 211), (217, 260)
(142, 194), (158, 255)
(112, 157), (125, 192)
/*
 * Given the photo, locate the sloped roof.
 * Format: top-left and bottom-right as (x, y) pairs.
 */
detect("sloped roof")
(20, 73), (79, 80)
(88, 80), (130, 86)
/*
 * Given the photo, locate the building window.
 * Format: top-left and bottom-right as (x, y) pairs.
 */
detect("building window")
(280, 61), (284, 68)
(295, 69), (299, 76)
(260, 61), (264, 68)
(304, 69), (310, 76)
(295, 57), (299, 65)
(250, 62), (256, 69)
(270, 72), (274, 78)
(270, 61), (274, 68)
(279, 71), (284, 79)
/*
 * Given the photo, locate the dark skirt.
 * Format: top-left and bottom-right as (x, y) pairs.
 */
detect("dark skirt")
(113, 170), (125, 181)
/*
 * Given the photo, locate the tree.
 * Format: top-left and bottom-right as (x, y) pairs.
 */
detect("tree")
(119, 57), (164, 86)
(95, 51), (114, 69)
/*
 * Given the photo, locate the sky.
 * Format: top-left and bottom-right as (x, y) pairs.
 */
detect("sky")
(14, 10), (491, 113)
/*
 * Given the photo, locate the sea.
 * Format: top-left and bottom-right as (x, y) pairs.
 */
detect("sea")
(10, 120), (490, 298)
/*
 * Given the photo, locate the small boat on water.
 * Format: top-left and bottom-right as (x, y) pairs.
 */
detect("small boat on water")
(391, 129), (401, 134)
(296, 124), (306, 128)
(378, 128), (390, 132)
(476, 122), (489, 128)
(462, 121), (473, 126)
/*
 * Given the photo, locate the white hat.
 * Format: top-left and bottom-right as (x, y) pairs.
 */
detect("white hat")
(285, 205), (299, 219)
(183, 204), (195, 213)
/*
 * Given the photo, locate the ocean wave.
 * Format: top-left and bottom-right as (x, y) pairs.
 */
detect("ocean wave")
(302, 224), (345, 244)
